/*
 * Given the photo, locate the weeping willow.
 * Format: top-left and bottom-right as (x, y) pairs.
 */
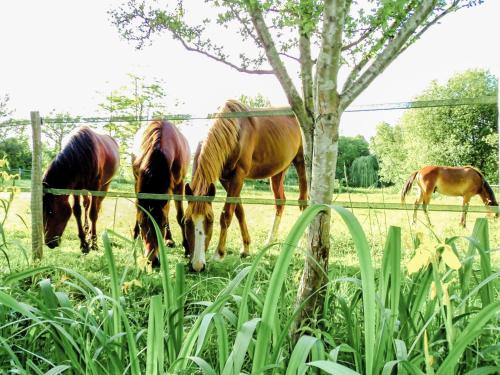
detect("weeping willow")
(350, 155), (379, 187)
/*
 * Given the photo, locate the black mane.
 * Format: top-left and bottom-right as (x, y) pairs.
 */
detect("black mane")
(43, 126), (99, 189)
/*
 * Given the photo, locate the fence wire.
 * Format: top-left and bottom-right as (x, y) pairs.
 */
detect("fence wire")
(0, 187), (482, 214)
(0, 95), (496, 127)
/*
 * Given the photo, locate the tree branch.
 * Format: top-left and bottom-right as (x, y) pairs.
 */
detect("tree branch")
(244, 1), (306, 116)
(397, 0), (463, 56)
(340, 0), (437, 111)
(172, 31), (274, 75)
(341, 26), (375, 51)
(341, 1), (419, 94)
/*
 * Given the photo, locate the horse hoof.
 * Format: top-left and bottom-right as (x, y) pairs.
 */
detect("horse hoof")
(81, 245), (90, 254)
(240, 251), (249, 258)
(165, 239), (175, 248)
(213, 252), (224, 262)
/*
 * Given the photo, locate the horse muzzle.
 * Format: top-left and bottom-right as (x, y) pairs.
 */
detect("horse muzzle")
(45, 237), (61, 249)
(189, 260), (206, 272)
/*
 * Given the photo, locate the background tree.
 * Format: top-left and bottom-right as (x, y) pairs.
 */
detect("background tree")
(0, 94), (16, 139)
(350, 155), (379, 188)
(372, 70), (498, 185)
(336, 135), (370, 184)
(42, 112), (80, 157)
(111, 0), (482, 330)
(370, 122), (406, 185)
(238, 93), (271, 108)
(99, 74), (171, 159)
(0, 137), (32, 173)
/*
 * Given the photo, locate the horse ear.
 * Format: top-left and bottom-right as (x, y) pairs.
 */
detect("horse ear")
(185, 183), (192, 196)
(206, 183), (216, 197)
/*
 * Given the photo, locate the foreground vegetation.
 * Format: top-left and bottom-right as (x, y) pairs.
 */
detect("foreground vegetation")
(0, 187), (499, 373)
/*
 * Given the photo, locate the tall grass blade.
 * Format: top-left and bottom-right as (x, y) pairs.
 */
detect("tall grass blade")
(307, 360), (360, 374)
(286, 335), (321, 375)
(436, 301), (500, 375)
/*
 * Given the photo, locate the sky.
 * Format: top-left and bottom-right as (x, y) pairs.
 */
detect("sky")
(0, 0), (499, 150)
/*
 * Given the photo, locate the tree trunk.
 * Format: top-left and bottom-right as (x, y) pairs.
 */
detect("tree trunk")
(294, 110), (341, 329)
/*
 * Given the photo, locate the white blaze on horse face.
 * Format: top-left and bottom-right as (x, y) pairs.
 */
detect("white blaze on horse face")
(192, 215), (206, 272)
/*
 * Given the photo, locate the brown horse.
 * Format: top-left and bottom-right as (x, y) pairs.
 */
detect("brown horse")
(183, 99), (308, 272)
(401, 165), (498, 227)
(43, 126), (120, 252)
(132, 120), (190, 266)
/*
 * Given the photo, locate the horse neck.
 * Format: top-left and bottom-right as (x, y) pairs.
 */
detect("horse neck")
(43, 157), (78, 189)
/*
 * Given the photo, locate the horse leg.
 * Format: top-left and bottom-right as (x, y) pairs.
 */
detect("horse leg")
(133, 220), (140, 239)
(89, 195), (105, 251)
(220, 179), (250, 258)
(215, 175), (245, 260)
(73, 194), (90, 253)
(292, 154), (308, 210)
(413, 191), (423, 225)
(173, 183), (189, 257)
(83, 195), (90, 235)
(163, 200), (175, 248)
(267, 170), (286, 245)
(460, 195), (471, 228)
(422, 192), (433, 227)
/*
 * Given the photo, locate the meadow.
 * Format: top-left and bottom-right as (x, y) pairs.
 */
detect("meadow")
(0, 180), (499, 374)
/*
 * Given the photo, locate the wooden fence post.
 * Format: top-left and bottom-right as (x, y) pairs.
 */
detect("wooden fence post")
(31, 111), (43, 261)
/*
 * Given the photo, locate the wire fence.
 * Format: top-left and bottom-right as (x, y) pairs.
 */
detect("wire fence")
(0, 95), (497, 127)
(1, 186), (497, 215)
(0, 95), (497, 259)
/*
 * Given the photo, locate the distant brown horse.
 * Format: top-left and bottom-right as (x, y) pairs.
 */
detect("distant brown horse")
(132, 120), (190, 266)
(43, 126), (120, 252)
(401, 166), (498, 227)
(183, 99), (308, 272)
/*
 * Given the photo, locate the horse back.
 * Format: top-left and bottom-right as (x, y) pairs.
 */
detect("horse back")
(93, 132), (120, 187)
(421, 166), (483, 197)
(238, 115), (302, 179)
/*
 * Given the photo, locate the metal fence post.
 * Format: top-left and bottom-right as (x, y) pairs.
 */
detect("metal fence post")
(31, 111), (43, 260)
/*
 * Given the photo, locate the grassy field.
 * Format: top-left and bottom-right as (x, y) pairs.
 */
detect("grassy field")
(0, 181), (499, 373)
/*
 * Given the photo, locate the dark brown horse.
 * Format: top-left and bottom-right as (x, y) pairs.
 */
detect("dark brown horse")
(43, 126), (120, 252)
(132, 120), (190, 266)
(183, 99), (308, 272)
(401, 165), (498, 227)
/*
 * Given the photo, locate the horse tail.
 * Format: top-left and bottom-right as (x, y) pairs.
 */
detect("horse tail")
(401, 171), (418, 204)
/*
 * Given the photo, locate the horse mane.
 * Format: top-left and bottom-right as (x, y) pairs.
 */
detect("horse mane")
(191, 99), (247, 195)
(135, 120), (171, 195)
(43, 126), (98, 188)
(134, 121), (172, 246)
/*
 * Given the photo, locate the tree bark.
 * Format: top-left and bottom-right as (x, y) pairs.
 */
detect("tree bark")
(294, 110), (341, 330)
(293, 0), (345, 332)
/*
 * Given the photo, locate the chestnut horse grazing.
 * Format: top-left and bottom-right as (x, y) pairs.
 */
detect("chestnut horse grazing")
(401, 165), (498, 227)
(43, 126), (119, 252)
(183, 99), (308, 272)
(132, 120), (190, 266)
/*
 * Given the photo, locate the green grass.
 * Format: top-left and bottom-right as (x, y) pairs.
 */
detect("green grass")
(0, 184), (499, 373)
